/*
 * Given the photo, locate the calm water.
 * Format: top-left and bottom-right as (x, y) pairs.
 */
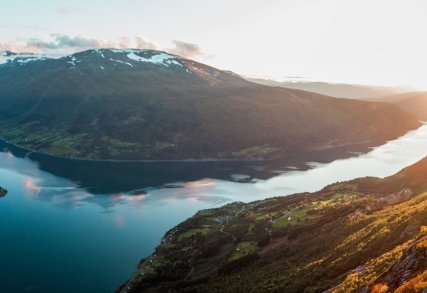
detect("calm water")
(1, 124), (427, 292)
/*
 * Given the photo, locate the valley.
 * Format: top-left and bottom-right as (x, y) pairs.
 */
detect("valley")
(2, 2), (427, 293)
(1, 124), (427, 293)
(1, 49), (426, 293)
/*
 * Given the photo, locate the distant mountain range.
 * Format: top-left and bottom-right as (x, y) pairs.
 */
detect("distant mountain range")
(0, 49), (420, 160)
(247, 78), (408, 99)
(370, 92), (427, 120)
(120, 155), (427, 292)
(247, 77), (427, 122)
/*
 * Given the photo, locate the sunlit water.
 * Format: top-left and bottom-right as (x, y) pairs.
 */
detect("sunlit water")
(1, 124), (427, 292)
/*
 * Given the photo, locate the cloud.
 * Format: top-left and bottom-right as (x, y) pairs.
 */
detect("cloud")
(15, 35), (113, 55)
(0, 41), (26, 53)
(135, 37), (157, 50)
(168, 40), (204, 58)
(0, 24), (46, 30)
(44, 35), (109, 49)
(0, 35), (205, 59)
(0, 35), (156, 55)
(0, 35), (110, 54)
(56, 6), (81, 15)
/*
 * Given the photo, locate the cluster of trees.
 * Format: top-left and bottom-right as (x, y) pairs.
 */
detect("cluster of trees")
(0, 186), (7, 197)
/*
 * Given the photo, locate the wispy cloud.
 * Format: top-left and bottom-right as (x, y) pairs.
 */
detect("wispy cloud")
(0, 24), (46, 30)
(168, 40), (204, 58)
(27, 35), (110, 50)
(135, 37), (157, 50)
(0, 35), (153, 55)
(0, 35), (206, 59)
(0, 35), (110, 54)
(55, 6), (81, 15)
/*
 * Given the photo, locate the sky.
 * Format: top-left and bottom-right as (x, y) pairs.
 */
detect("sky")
(1, 0), (427, 88)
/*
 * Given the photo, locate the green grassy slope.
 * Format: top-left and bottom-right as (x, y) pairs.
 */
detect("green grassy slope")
(119, 157), (427, 292)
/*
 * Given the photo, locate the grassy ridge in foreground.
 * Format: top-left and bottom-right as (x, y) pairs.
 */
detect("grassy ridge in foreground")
(119, 157), (427, 292)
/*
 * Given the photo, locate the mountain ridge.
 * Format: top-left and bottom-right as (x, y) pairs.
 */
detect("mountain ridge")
(370, 91), (427, 120)
(246, 78), (409, 99)
(0, 49), (421, 160)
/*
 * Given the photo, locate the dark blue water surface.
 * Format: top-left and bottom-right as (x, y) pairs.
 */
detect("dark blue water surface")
(1, 124), (427, 292)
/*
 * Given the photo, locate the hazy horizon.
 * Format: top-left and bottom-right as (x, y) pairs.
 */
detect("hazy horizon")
(1, 0), (427, 89)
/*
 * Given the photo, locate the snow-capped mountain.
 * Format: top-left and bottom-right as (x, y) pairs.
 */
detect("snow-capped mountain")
(0, 48), (419, 160)
(59, 49), (185, 69)
(1, 48), (240, 87)
(0, 51), (49, 65)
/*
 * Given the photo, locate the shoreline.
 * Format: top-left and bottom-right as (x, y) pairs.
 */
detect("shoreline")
(1, 125), (423, 164)
(114, 125), (427, 291)
(117, 156), (427, 292)
(0, 125), (426, 292)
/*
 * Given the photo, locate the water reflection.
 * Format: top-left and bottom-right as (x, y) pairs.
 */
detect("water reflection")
(0, 136), (378, 195)
(2, 124), (427, 211)
(1, 125), (427, 293)
(2, 151), (231, 210)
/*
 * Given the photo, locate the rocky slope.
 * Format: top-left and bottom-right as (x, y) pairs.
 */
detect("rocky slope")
(0, 49), (421, 160)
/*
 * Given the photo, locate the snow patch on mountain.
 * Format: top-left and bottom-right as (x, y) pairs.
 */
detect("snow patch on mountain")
(127, 51), (182, 67)
(0, 51), (48, 65)
(67, 56), (77, 66)
(110, 58), (134, 67)
(94, 49), (105, 58)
